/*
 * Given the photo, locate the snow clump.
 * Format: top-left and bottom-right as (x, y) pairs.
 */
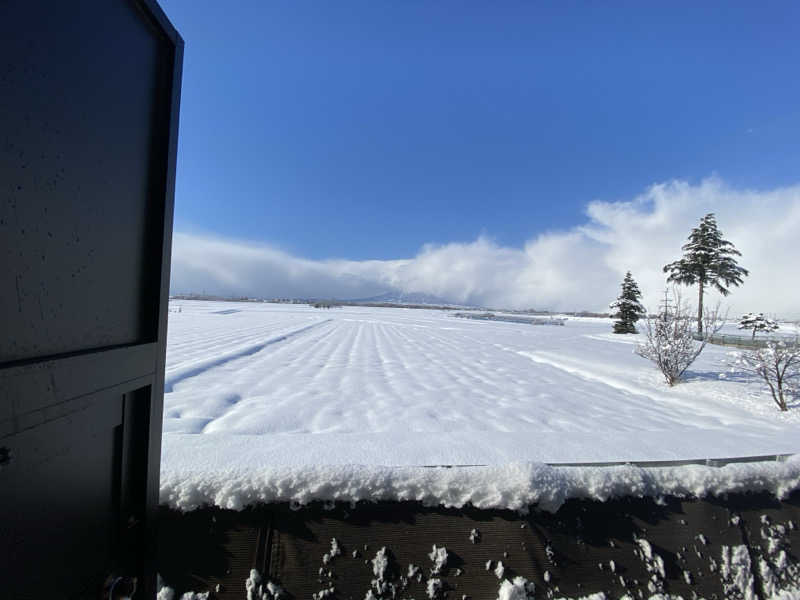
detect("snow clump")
(720, 545), (756, 600)
(369, 547), (395, 597)
(426, 578), (443, 599)
(371, 547), (389, 580)
(496, 576), (535, 600)
(156, 586), (174, 600)
(634, 539), (666, 594)
(428, 545), (448, 575)
(494, 561), (505, 579)
(323, 537), (341, 565)
(246, 569), (283, 600)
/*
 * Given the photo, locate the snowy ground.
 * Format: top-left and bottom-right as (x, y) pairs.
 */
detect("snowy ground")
(160, 301), (800, 510)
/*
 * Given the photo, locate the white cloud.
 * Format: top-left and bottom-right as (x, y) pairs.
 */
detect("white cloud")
(171, 177), (800, 317)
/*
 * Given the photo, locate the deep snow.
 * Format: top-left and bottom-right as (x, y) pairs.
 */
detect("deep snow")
(160, 301), (799, 510)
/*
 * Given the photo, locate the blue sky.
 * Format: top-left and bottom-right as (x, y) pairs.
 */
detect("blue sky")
(162, 0), (800, 265)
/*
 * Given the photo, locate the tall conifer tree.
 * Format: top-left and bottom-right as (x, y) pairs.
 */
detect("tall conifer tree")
(610, 271), (646, 334)
(663, 213), (748, 333)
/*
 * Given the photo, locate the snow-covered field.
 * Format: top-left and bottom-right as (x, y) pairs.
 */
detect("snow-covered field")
(160, 301), (800, 511)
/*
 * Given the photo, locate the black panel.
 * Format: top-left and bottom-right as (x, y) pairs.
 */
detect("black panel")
(0, 0), (182, 597)
(0, 343), (157, 438)
(0, 0), (173, 364)
(0, 392), (123, 599)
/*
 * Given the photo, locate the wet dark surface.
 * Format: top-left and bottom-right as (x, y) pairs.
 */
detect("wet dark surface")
(158, 490), (800, 599)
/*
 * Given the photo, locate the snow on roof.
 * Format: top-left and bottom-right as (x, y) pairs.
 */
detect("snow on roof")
(159, 454), (800, 513)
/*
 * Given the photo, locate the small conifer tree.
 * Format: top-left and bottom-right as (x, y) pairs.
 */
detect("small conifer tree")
(738, 313), (779, 340)
(609, 271), (646, 334)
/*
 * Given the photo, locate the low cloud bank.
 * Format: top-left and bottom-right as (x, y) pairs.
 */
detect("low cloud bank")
(171, 178), (800, 317)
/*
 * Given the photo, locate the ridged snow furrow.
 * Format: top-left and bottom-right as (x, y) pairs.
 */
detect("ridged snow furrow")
(162, 301), (800, 466)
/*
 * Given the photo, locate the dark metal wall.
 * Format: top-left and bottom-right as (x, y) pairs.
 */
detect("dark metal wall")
(0, 1), (182, 598)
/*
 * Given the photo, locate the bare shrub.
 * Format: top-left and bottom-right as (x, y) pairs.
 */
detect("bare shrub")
(730, 342), (800, 412)
(636, 287), (725, 386)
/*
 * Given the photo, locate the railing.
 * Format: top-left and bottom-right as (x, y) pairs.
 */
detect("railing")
(692, 332), (800, 348)
(546, 453), (794, 468)
(422, 453), (795, 468)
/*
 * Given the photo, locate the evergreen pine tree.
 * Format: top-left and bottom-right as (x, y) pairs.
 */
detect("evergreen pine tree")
(738, 312), (779, 340)
(610, 271), (646, 333)
(663, 213), (748, 334)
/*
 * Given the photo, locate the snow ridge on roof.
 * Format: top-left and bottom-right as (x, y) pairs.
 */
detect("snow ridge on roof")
(160, 455), (800, 513)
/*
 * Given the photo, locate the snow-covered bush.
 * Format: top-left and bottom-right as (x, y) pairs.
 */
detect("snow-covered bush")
(738, 312), (779, 340)
(730, 341), (800, 412)
(636, 288), (724, 386)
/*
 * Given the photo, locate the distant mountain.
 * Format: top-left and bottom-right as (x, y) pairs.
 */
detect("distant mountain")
(346, 291), (471, 307)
